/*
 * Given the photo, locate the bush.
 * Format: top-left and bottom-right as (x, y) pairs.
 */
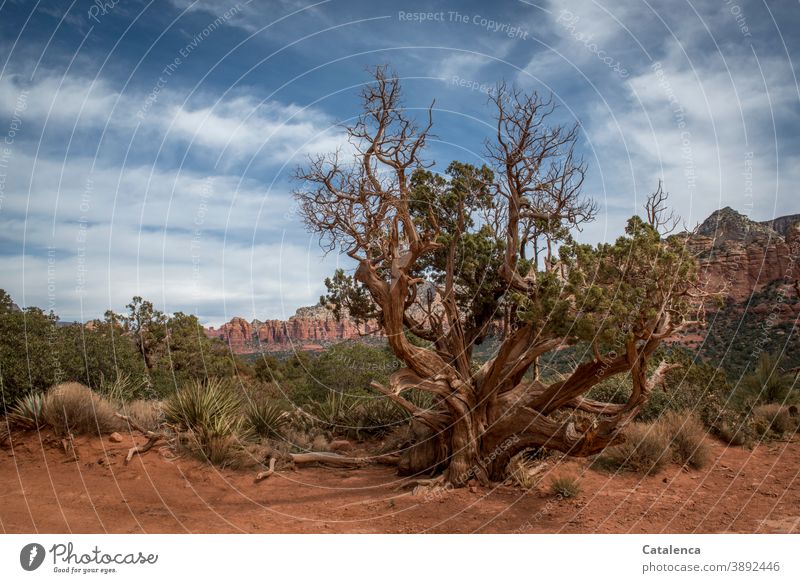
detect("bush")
(661, 411), (710, 469)
(244, 399), (289, 438)
(7, 393), (46, 429)
(163, 378), (242, 436)
(42, 383), (121, 436)
(730, 352), (796, 408)
(550, 475), (581, 498)
(751, 404), (798, 438)
(593, 421), (670, 475)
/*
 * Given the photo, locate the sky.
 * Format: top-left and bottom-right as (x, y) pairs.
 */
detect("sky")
(1, 0), (798, 326)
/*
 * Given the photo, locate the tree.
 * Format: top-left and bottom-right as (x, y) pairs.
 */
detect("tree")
(116, 296), (168, 370)
(294, 66), (704, 486)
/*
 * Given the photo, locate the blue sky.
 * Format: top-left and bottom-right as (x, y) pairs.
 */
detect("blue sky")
(1, 0), (798, 325)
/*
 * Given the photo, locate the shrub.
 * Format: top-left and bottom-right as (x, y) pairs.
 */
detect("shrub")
(593, 421), (670, 475)
(550, 475), (581, 498)
(661, 411), (710, 469)
(716, 420), (749, 446)
(244, 399), (289, 438)
(730, 352), (796, 408)
(751, 404), (798, 438)
(42, 383), (120, 436)
(163, 378), (242, 436)
(7, 393), (46, 429)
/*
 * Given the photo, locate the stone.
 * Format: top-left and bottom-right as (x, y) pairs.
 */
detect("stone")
(109, 432), (124, 443)
(329, 440), (353, 453)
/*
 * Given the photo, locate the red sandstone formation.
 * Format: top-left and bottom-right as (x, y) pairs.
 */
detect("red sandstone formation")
(205, 305), (383, 353)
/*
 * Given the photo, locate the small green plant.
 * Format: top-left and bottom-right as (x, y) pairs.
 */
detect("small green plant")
(730, 352), (796, 408)
(8, 393), (46, 429)
(244, 399), (289, 438)
(550, 475), (581, 498)
(164, 378), (244, 465)
(163, 378), (242, 436)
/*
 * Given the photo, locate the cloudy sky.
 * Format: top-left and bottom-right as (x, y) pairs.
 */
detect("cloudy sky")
(1, 0), (798, 325)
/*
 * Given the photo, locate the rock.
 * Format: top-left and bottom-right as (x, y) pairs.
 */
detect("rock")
(329, 440), (353, 453)
(109, 432), (124, 443)
(204, 306), (384, 354)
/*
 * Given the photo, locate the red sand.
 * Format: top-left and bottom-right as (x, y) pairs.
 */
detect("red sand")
(2, 430), (798, 533)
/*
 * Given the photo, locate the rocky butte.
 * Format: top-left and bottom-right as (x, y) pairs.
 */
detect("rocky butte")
(204, 305), (383, 354)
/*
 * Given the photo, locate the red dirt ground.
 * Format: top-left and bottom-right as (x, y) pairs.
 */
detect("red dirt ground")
(1, 430), (798, 534)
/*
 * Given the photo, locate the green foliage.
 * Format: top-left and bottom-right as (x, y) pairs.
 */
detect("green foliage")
(559, 216), (697, 349)
(163, 378), (243, 437)
(0, 299), (63, 409)
(0, 290), (247, 411)
(730, 352), (796, 409)
(244, 398), (289, 438)
(299, 342), (399, 403)
(321, 269), (376, 326)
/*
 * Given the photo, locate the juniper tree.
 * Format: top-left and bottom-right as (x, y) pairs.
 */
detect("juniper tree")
(295, 66), (704, 486)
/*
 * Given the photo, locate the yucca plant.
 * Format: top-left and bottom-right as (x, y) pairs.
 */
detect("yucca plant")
(163, 378), (243, 437)
(244, 399), (289, 438)
(8, 393), (46, 429)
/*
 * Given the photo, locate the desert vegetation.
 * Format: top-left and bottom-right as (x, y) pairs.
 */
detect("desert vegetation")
(1, 68), (797, 497)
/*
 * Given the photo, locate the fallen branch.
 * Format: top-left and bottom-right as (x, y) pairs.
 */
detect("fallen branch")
(254, 457), (277, 482)
(254, 451), (399, 483)
(114, 413), (166, 465)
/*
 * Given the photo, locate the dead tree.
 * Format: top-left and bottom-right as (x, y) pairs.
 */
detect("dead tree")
(295, 66), (704, 487)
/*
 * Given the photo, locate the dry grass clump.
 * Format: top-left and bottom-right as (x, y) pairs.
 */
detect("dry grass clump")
(594, 410), (713, 474)
(549, 475), (581, 498)
(593, 421), (670, 475)
(42, 382), (121, 436)
(661, 411), (711, 469)
(506, 452), (549, 490)
(120, 399), (163, 433)
(752, 403), (800, 437)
